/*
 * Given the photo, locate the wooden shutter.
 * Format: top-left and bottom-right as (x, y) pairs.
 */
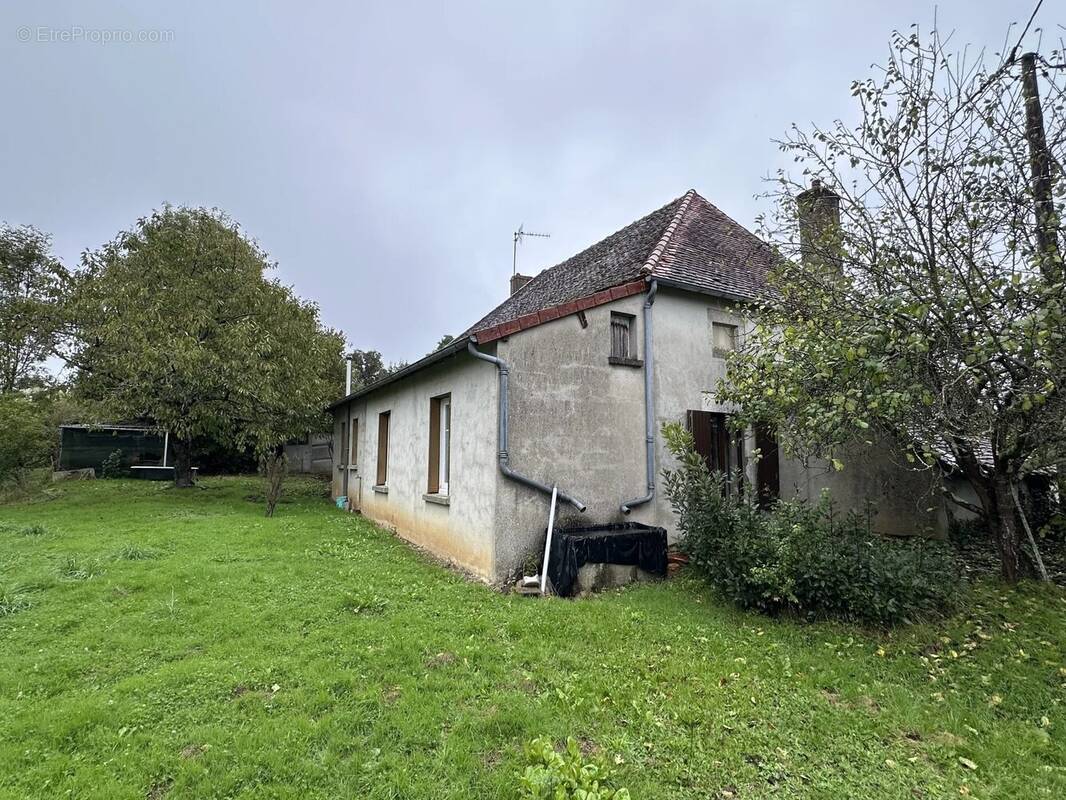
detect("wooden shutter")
(427, 397), (441, 493)
(754, 423), (779, 509)
(340, 422), (348, 465)
(376, 412), (389, 486)
(610, 313), (632, 359)
(687, 410), (716, 471)
(687, 410), (744, 495)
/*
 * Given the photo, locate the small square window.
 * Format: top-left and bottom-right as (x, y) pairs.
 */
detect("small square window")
(712, 322), (737, 358)
(610, 312), (635, 360)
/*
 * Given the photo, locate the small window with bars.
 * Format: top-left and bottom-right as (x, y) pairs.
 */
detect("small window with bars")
(609, 312), (639, 365)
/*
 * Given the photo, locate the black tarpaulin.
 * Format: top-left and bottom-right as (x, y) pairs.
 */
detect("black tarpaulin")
(546, 522), (667, 597)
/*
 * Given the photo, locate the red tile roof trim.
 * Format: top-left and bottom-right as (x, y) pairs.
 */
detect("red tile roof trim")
(472, 279), (647, 344)
(641, 188), (695, 273)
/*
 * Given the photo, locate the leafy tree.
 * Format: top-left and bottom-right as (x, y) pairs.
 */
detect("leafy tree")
(720, 29), (1066, 582)
(347, 349), (389, 390)
(347, 348), (407, 391)
(431, 334), (454, 354)
(0, 224), (67, 392)
(66, 206), (344, 506)
(233, 278), (345, 515)
(0, 393), (51, 484)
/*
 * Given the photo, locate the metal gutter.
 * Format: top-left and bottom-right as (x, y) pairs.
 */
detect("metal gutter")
(621, 279), (658, 513)
(649, 276), (757, 306)
(327, 336), (472, 409)
(466, 341), (587, 512)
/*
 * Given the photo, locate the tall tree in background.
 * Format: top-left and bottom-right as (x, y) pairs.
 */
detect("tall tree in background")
(347, 349), (389, 390)
(346, 349), (407, 390)
(431, 334), (454, 354)
(235, 278), (345, 515)
(0, 224), (67, 392)
(719, 28), (1066, 582)
(67, 206), (344, 507)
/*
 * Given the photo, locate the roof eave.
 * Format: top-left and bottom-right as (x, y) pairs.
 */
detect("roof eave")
(651, 276), (757, 305)
(327, 335), (473, 410)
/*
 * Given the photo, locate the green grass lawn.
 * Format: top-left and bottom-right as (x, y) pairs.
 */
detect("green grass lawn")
(0, 477), (1063, 799)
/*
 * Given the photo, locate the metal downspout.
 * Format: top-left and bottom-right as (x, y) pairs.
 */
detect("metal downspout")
(341, 399), (352, 500)
(621, 279), (658, 513)
(466, 341), (587, 512)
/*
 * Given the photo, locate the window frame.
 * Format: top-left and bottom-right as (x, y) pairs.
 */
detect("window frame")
(375, 411), (390, 488)
(427, 394), (451, 496)
(608, 311), (642, 367)
(687, 410), (745, 496)
(712, 321), (738, 359)
(349, 417), (359, 471)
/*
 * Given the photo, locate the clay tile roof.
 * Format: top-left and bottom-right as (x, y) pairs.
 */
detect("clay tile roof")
(463, 189), (774, 337)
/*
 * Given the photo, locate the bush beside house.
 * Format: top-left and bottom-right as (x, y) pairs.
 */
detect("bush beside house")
(662, 423), (957, 625)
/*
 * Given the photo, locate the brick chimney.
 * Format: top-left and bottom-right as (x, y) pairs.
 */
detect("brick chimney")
(510, 273), (534, 295)
(797, 179), (842, 273)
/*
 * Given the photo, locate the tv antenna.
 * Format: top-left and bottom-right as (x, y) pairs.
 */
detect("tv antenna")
(513, 224), (550, 276)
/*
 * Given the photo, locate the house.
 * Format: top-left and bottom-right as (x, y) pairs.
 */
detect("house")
(329, 189), (942, 584)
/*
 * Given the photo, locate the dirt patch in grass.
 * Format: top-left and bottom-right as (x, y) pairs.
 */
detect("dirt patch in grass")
(180, 744), (206, 760)
(146, 777), (173, 799)
(425, 651), (456, 669)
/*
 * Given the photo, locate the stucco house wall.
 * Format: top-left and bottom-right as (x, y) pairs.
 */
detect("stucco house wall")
(331, 354), (500, 576)
(491, 293), (649, 579)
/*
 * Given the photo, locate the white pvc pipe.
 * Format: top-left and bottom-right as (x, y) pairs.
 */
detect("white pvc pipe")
(540, 486), (558, 594)
(345, 358), (353, 396)
(162, 431), (169, 468)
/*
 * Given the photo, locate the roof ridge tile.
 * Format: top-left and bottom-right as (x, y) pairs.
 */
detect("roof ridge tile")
(641, 188), (696, 275)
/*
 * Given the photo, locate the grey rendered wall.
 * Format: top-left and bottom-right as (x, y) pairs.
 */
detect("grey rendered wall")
(777, 438), (944, 537)
(331, 352), (501, 578)
(645, 289), (755, 532)
(654, 288), (943, 537)
(492, 294), (650, 580)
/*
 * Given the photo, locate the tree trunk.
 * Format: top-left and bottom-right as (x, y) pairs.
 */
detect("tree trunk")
(171, 436), (195, 488)
(958, 456), (1035, 583)
(971, 470), (1036, 583)
(989, 475), (1029, 582)
(262, 447), (286, 518)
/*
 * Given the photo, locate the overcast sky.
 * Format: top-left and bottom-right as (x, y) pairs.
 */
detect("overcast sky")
(0, 0), (1037, 364)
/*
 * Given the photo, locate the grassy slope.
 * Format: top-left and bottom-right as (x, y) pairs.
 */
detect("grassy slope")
(0, 477), (1063, 799)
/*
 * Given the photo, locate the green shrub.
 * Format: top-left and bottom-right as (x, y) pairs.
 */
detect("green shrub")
(662, 423), (957, 625)
(517, 736), (630, 800)
(100, 449), (124, 479)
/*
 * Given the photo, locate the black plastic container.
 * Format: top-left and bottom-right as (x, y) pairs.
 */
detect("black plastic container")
(546, 522), (667, 597)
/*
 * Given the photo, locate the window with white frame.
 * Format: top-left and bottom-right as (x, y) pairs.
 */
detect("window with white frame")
(428, 394), (451, 495)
